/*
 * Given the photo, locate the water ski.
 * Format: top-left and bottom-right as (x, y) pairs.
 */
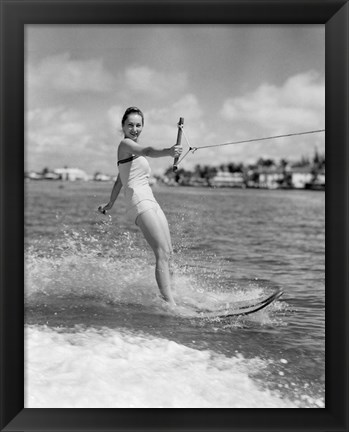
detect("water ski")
(190, 290), (283, 319)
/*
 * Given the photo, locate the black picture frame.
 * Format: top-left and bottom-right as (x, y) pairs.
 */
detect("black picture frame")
(1, 0), (348, 431)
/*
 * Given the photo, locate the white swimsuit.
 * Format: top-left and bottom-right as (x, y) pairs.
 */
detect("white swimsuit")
(118, 155), (160, 224)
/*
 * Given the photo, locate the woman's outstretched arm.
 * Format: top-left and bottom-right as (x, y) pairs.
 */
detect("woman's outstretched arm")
(98, 174), (122, 214)
(120, 138), (181, 159)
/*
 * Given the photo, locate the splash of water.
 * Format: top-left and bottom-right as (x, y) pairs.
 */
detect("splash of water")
(25, 223), (286, 325)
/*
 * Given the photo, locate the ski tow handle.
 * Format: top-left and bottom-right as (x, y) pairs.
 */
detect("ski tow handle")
(173, 117), (184, 172)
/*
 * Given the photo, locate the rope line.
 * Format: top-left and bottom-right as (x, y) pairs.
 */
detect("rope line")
(176, 125), (325, 167)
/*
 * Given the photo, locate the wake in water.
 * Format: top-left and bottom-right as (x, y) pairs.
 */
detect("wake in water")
(24, 220), (324, 408)
(25, 324), (301, 408)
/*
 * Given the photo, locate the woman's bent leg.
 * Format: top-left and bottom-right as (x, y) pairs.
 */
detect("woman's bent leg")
(136, 208), (175, 305)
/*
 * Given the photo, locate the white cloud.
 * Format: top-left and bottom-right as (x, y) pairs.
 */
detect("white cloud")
(172, 94), (203, 121)
(107, 105), (125, 133)
(26, 108), (116, 173)
(124, 65), (187, 98)
(28, 53), (115, 93)
(144, 94), (206, 146)
(220, 71), (325, 134)
(26, 106), (99, 168)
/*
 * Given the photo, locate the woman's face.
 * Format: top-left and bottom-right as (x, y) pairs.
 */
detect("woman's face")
(122, 113), (143, 142)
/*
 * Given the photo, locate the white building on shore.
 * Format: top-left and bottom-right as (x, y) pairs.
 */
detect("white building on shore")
(54, 168), (89, 181)
(210, 171), (245, 188)
(291, 167), (313, 189)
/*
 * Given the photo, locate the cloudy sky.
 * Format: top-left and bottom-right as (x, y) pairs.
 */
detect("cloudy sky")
(25, 25), (325, 175)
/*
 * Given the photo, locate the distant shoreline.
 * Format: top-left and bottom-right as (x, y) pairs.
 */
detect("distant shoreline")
(25, 178), (325, 192)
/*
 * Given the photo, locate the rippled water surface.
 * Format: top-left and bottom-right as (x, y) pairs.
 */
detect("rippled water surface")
(25, 181), (325, 408)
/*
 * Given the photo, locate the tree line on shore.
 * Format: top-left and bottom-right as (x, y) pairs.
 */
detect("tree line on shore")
(162, 150), (325, 190)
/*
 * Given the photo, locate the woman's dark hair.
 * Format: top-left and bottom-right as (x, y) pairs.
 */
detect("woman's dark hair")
(121, 107), (144, 126)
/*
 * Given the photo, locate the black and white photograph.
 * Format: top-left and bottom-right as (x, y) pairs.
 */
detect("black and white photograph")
(23, 24), (326, 409)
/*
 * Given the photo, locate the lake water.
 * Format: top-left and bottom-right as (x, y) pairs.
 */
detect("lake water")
(24, 181), (325, 408)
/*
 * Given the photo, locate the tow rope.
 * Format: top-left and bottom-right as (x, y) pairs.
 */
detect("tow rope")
(174, 121), (325, 167)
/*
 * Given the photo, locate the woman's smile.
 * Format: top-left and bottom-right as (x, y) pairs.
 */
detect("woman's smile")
(122, 113), (143, 141)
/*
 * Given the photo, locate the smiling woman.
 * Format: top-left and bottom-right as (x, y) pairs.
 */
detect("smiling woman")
(99, 107), (182, 306)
